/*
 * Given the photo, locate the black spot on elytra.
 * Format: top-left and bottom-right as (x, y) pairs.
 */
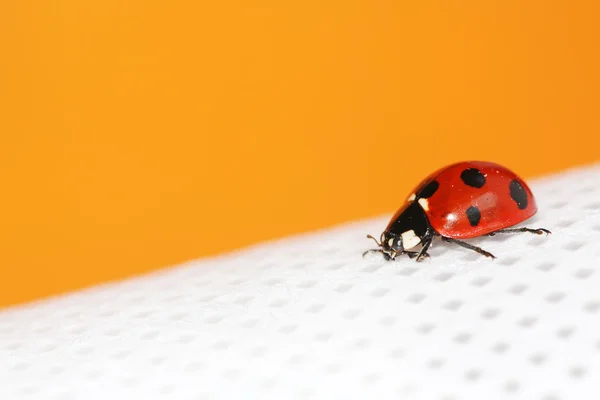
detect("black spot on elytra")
(466, 206), (481, 226)
(418, 180), (439, 199)
(460, 168), (486, 188)
(509, 180), (528, 210)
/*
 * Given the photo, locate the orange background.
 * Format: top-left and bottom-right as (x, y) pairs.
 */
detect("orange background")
(1, 1), (599, 308)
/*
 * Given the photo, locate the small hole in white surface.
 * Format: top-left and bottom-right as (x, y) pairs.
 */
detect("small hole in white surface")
(260, 377), (277, 389)
(112, 350), (131, 360)
(529, 352), (548, 365)
(76, 346), (94, 356)
(199, 294), (217, 303)
(105, 328), (121, 337)
(18, 386), (39, 395)
(185, 361), (204, 372)
(427, 358), (445, 369)
(370, 287), (389, 297)
(541, 395), (560, 400)
(48, 365), (66, 376)
(585, 201), (600, 210)
(454, 332), (472, 344)
(498, 256), (519, 266)
(164, 294), (184, 303)
(342, 309), (362, 320)
(546, 292), (565, 303)
(397, 267), (418, 276)
(574, 269), (594, 279)
(249, 346), (268, 357)
(335, 283), (353, 293)
(537, 262), (556, 272)
(508, 284), (528, 295)
(362, 264), (383, 273)
(234, 295), (254, 305)
(205, 315), (223, 324)
(569, 366), (587, 379)
(241, 318), (259, 328)
(53, 392), (75, 400)
(223, 369), (241, 379)
(481, 308), (501, 320)
(213, 340), (232, 350)
(550, 200), (567, 209)
(564, 241), (585, 251)
(177, 334), (195, 344)
(279, 324), (298, 334)
(434, 272), (454, 282)
(6, 341), (23, 351)
(354, 337), (371, 349)
(416, 323), (435, 335)
(389, 347), (405, 359)
(556, 219), (576, 228)
(13, 362), (29, 371)
(33, 325), (52, 334)
(504, 380), (520, 393)
(407, 293), (426, 304)
(363, 372), (381, 384)
(158, 385), (176, 395)
(518, 316), (538, 328)
(557, 326), (575, 339)
(327, 262), (345, 271)
(325, 363), (343, 375)
(491, 342), (509, 354)
(264, 278), (281, 286)
(141, 330), (160, 340)
(120, 377), (139, 387)
(288, 354), (304, 365)
(380, 315), (398, 327)
(297, 280), (317, 289)
(314, 331), (332, 342)
(67, 325), (86, 335)
(470, 277), (492, 287)
(306, 303), (325, 314)
(133, 310), (153, 319)
(86, 369), (104, 379)
(583, 301), (600, 313)
(443, 300), (463, 311)
(269, 299), (288, 308)
(170, 312), (188, 321)
(439, 395), (456, 400)
(465, 369), (482, 381)
(579, 184), (595, 193)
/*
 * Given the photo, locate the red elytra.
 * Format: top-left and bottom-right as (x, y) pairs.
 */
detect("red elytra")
(365, 161), (551, 262)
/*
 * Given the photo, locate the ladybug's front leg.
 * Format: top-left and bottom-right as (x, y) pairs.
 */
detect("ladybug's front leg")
(405, 232), (434, 262)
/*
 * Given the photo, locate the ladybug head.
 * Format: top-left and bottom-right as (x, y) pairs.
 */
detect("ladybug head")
(365, 231), (403, 260)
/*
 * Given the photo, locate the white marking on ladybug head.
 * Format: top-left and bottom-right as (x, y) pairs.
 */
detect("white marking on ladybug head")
(401, 230), (421, 250)
(388, 238), (394, 247)
(407, 193), (416, 202)
(418, 198), (429, 212)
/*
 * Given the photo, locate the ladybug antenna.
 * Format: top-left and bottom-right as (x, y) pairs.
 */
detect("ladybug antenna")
(366, 234), (381, 247)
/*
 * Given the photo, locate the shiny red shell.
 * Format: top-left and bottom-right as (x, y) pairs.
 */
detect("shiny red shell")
(390, 161), (538, 239)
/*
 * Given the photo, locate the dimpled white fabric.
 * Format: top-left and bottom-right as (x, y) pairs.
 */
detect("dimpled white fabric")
(2, 163), (600, 400)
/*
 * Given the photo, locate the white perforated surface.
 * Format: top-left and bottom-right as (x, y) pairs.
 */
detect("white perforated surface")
(2, 163), (600, 400)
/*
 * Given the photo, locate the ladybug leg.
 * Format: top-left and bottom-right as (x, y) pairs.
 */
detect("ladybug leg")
(362, 249), (393, 261)
(442, 237), (496, 259)
(405, 251), (429, 260)
(488, 227), (551, 236)
(414, 236), (433, 262)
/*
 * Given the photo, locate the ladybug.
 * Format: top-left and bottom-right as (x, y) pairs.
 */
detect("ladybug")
(364, 161), (551, 261)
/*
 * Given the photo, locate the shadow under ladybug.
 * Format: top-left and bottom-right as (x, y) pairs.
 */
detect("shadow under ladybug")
(363, 161), (551, 262)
